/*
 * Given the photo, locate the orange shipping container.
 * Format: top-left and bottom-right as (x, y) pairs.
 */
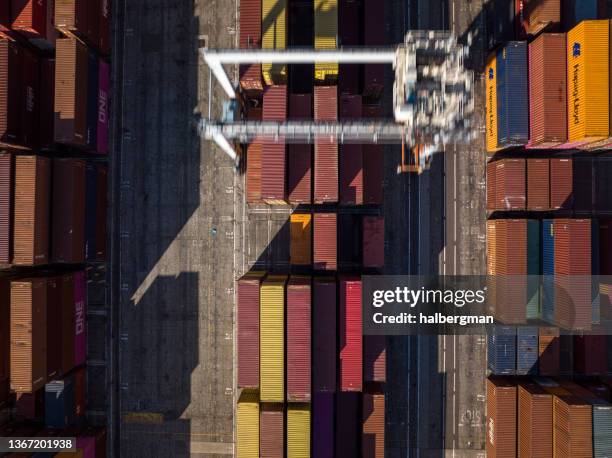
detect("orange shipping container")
(518, 382), (553, 458)
(486, 378), (517, 458)
(362, 394), (385, 458)
(553, 394), (593, 457)
(290, 213), (312, 266)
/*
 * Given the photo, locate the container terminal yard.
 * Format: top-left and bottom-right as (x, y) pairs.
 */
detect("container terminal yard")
(0, 0), (612, 456)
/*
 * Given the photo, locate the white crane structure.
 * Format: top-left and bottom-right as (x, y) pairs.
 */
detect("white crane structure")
(200, 30), (475, 171)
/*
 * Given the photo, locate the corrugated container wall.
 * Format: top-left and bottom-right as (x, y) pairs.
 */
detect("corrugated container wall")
(288, 94), (312, 204)
(73, 270), (86, 367)
(261, 85), (287, 204)
(517, 326), (538, 375)
(287, 404), (311, 457)
(363, 0), (385, 99)
(314, 213), (337, 271)
(339, 277), (362, 391)
(550, 158), (573, 209)
(97, 59), (109, 154)
(518, 383), (553, 458)
(246, 141), (262, 203)
(363, 216), (384, 269)
(236, 390), (259, 458)
(515, 0), (560, 38)
(362, 393), (384, 458)
(486, 53), (499, 152)
(40, 57), (55, 150)
(290, 213), (312, 266)
(538, 327), (560, 375)
(0, 39), (22, 146)
(339, 94), (363, 204)
(260, 403), (284, 457)
(262, 0), (287, 85)
(287, 276), (311, 402)
(488, 325), (516, 375)
(528, 33), (567, 147)
(314, 86), (338, 203)
(260, 275), (286, 402)
(362, 105), (384, 204)
(495, 159), (526, 210)
(0, 278), (9, 406)
(497, 42), (529, 147)
(237, 272), (264, 389)
(55, 0), (89, 42)
(313, 277), (336, 392)
(0, 153), (12, 264)
(239, 0), (263, 93)
(314, 0), (338, 83)
(46, 276), (61, 380)
(336, 392), (360, 456)
(21, 48), (40, 150)
(486, 378), (517, 458)
(527, 158), (550, 210)
(553, 394), (593, 457)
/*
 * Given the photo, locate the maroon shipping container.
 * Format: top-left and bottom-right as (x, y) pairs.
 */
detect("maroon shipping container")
(486, 378), (517, 458)
(487, 160), (497, 211)
(0, 2), (9, 29)
(260, 403), (284, 457)
(237, 272), (264, 389)
(516, 0), (560, 38)
(287, 276), (311, 402)
(55, 0), (88, 38)
(288, 94), (312, 204)
(11, 0), (54, 44)
(0, 39), (22, 146)
(363, 393), (385, 458)
(553, 394), (592, 457)
(538, 327), (560, 376)
(495, 159), (526, 210)
(86, 0), (100, 51)
(314, 213), (337, 271)
(99, 0), (110, 54)
(339, 65), (360, 95)
(340, 0), (360, 46)
(336, 392), (360, 457)
(0, 153), (12, 264)
(261, 85), (287, 204)
(363, 105), (383, 204)
(20, 47), (40, 150)
(313, 277), (336, 392)
(246, 141), (262, 203)
(239, 0), (263, 93)
(528, 34), (567, 147)
(11, 278), (47, 393)
(13, 155), (50, 266)
(527, 158), (550, 210)
(60, 274), (75, 375)
(0, 277), (9, 406)
(39, 58), (55, 150)
(16, 388), (44, 420)
(52, 158), (86, 263)
(363, 216), (384, 269)
(363, 0), (385, 99)
(601, 221), (612, 275)
(364, 335), (386, 382)
(315, 86), (338, 203)
(550, 158), (572, 210)
(574, 334), (607, 374)
(46, 276), (62, 380)
(95, 165), (107, 261)
(54, 38), (89, 147)
(339, 276), (362, 392)
(339, 95), (363, 205)
(518, 382), (553, 458)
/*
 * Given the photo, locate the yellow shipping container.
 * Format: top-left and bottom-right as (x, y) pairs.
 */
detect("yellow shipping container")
(567, 20), (609, 144)
(260, 275), (286, 402)
(262, 0), (287, 85)
(236, 390), (260, 458)
(287, 404), (311, 457)
(290, 213), (312, 265)
(485, 53), (499, 153)
(314, 0), (338, 82)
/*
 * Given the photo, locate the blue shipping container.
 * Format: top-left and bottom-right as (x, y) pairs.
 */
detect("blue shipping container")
(517, 326), (538, 375)
(85, 164), (97, 261)
(542, 220), (555, 322)
(487, 325), (516, 375)
(593, 403), (612, 458)
(527, 220), (541, 319)
(496, 42), (529, 146)
(44, 375), (76, 428)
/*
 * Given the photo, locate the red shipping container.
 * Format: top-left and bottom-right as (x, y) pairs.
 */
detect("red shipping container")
(539, 327), (560, 376)
(487, 160), (497, 211)
(574, 334), (607, 374)
(363, 393), (385, 458)
(336, 392), (360, 456)
(486, 378), (517, 458)
(11, 0), (51, 41)
(313, 277), (336, 392)
(46, 276), (62, 380)
(39, 58), (55, 150)
(260, 403), (284, 457)
(246, 141), (262, 203)
(261, 85), (287, 203)
(0, 153), (12, 264)
(0, 2), (9, 29)
(315, 86), (338, 203)
(515, 0), (560, 38)
(518, 382), (553, 458)
(495, 159), (526, 210)
(363, 216), (384, 268)
(287, 276), (311, 402)
(527, 158), (550, 210)
(86, 0), (100, 50)
(550, 158), (572, 210)
(339, 276), (362, 392)
(288, 94), (312, 204)
(364, 335), (386, 382)
(314, 213), (337, 271)
(52, 159), (86, 263)
(95, 165), (107, 261)
(0, 39), (22, 146)
(60, 274), (75, 375)
(239, 0), (263, 93)
(528, 33), (567, 147)
(237, 272), (264, 388)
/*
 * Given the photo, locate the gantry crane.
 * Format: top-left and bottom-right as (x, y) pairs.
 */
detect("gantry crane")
(200, 30), (474, 173)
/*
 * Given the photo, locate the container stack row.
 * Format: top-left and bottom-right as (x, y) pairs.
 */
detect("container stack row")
(236, 273), (385, 457)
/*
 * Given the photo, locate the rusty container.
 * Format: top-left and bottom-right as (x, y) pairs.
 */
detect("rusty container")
(495, 158), (526, 210)
(261, 85), (287, 204)
(313, 212), (337, 271)
(527, 158), (550, 210)
(246, 141), (262, 203)
(518, 382), (553, 458)
(486, 377), (517, 458)
(0, 153), (12, 264)
(314, 86), (338, 203)
(237, 272), (265, 389)
(553, 393), (593, 457)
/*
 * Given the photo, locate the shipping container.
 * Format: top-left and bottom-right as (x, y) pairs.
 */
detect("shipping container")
(550, 158), (573, 210)
(338, 213), (360, 270)
(362, 393), (384, 458)
(486, 160), (496, 211)
(20, 48), (40, 150)
(55, 38), (89, 147)
(574, 157), (594, 213)
(516, 326), (538, 375)
(527, 158), (550, 210)
(314, 86), (338, 203)
(39, 57), (55, 150)
(85, 164), (97, 261)
(73, 271), (86, 367)
(287, 276), (311, 402)
(246, 141), (262, 203)
(486, 0), (515, 50)
(288, 94), (312, 204)
(290, 213), (312, 266)
(0, 39), (22, 147)
(539, 326), (560, 375)
(97, 59), (109, 154)
(314, 212), (337, 271)
(261, 85), (287, 204)
(518, 382), (553, 458)
(488, 326), (516, 375)
(46, 276), (62, 380)
(515, 0), (560, 38)
(73, 366), (85, 419)
(260, 403), (284, 458)
(99, 0), (110, 54)
(494, 158), (526, 210)
(567, 20), (609, 145)
(313, 392), (334, 457)
(287, 404), (310, 458)
(553, 393), (593, 457)
(314, 0), (338, 83)
(236, 390), (259, 458)
(363, 105), (383, 204)
(574, 334), (607, 374)
(237, 272), (265, 389)
(528, 34), (567, 147)
(60, 274), (75, 375)
(486, 53), (500, 153)
(339, 276), (362, 391)
(240, 0), (263, 93)
(95, 165), (107, 261)
(288, 1), (314, 94)
(563, 0), (599, 30)
(339, 95), (363, 205)
(45, 374), (76, 428)
(336, 392), (360, 456)
(313, 277), (336, 392)
(0, 153), (12, 264)
(262, 0), (287, 85)
(363, 216), (384, 269)
(15, 387), (44, 420)
(11, 0), (55, 47)
(486, 378), (517, 458)
(595, 155), (612, 212)
(11, 278), (47, 393)
(0, 277), (8, 407)
(363, 0), (385, 99)
(260, 275), (286, 402)
(52, 159), (86, 263)
(13, 155), (50, 266)
(54, 0), (88, 40)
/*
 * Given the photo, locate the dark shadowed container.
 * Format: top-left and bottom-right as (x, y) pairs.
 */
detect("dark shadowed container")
(487, 160), (496, 211)
(97, 59), (109, 154)
(288, 94), (312, 204)
(486, 378), (517, 458)
(363, 0), (385, 99)
(517, 326), (538, 375)
(0, 39), (22, 146)
(85, 164), (97, 261)
(46, 276), (62, 380)
(73, 271), (86, 367)
(336, 392), (360, 457)
(314, 213), (337, 271)
(495, 158), (526, 210)
(73, 365), (86, 419)
(237, 272), (265, 389)
(314, 86), (338, 203)
(287, 275), (311, 402)
(527, 158), (550, 210)
(574, 334), (607, 374)
(313, 277), (336, 392)
(518, 382), (553, 458)
(16, 387), (44, 420)
(13, 155), (50, 266)
(60, 274), (75, 375)
(0, 153), (12, 264)
(364, 336), (386, 383)
(247, 141), (262, 203)
(52, 159), (86, 263)
(340, 0), (360, 46)
(363, 106), (383, 204)
(550, 158), (572, 210)
(338, 213), (361, 270)
(39, 58), (55, 150)
(313, 392), (334, 458)
(21, 47), (40, 150)
(339, 276), (362, 391)
(95, 164), (107, 261)
(363, 216), (384, 269)
(572, 157), (593, 214)
(44, 373), (75, 428)
(11, 278), (47, 393)
(99, 0), (110, 54)
(239, 0), (263, 93)
(262, 85), (287, 203)
(86, 0), (100, 47)
(339, 64), (361, 95)
(260, 403), (284, 457)
(528, 33), (567, 147)
(362, 393), (384, 458)
(340, 95), (363, 205)
(0, 277), (9, 406)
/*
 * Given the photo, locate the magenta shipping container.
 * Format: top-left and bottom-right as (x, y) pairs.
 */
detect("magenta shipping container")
(313, 277), (336, 392)
(313, 391), (334, 457)
(288, 94), (312, 204)
(237, 272), (263, 388)
(73, 271), (86, 367)
(314, 213), (337, 271)
(97, 59), (109, 154)
(339, 276), (362, 391)
(287, 276), (311, 402)
(363, 216), (384, 268)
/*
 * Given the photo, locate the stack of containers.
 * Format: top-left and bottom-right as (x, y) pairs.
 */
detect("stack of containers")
(314, 86), (339, 203)
(261, 85), (287, 204)
(287, 94), (312, 204)
(518, 382), (553, 457)
(262, 0), (287, 85)
(313, 0), (338, 84)
(339, 94), (363, 205)
(486, 378), (517, 458)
